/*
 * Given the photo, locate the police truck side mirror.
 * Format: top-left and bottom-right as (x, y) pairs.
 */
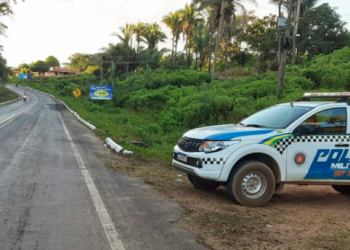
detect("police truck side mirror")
(294, 124), (317, 136)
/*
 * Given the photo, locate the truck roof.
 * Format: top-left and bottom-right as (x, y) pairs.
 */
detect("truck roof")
(278, 101), (343, 108)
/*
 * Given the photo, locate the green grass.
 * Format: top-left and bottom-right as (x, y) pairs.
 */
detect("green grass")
(60, 95), (179, 163)
(0, 85), (18, 104)
(14, 80), (180, 163)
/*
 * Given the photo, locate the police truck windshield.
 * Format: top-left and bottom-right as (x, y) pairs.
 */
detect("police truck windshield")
(241, 105), (313, 129)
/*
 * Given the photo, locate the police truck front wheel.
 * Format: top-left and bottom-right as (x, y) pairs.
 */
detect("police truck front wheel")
(187, 174), (221, 191)
(332, 185), (350, 194)
(226, 161), (276, 207)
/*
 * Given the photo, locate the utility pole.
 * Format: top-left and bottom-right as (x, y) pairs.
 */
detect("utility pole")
(100, 58), (103, 83)
(278, 0), (282, 66)
(276, 0), (294, 98)
(292, 0), (301, 65)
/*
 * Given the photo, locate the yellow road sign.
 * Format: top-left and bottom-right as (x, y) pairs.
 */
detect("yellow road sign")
(73, 88), (82, 98)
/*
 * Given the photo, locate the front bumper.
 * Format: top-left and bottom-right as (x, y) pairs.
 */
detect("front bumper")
(172, 160), (222, 180)
(172, 145), (230, 181)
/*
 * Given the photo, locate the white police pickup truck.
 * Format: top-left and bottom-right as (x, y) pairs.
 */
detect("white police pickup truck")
(173, 92), (350, 206)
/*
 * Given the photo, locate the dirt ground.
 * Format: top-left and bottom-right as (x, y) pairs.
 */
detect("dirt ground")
(106, 155), (350, 250)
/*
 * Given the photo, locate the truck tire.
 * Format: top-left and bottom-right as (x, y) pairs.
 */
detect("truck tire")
(332, 185), (350, 194)
(226, 161), (276, 207)
(187, 174), (221, 191)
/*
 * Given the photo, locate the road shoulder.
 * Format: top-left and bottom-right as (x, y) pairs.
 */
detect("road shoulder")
(54, 99), (207, 250)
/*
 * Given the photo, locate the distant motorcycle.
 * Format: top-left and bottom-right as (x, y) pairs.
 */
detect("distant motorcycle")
(16, 83), (18, 87)
(23, 94), (27, 102)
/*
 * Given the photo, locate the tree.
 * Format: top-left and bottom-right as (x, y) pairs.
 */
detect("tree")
(239, 14), (279, 72)
(112, 23), (134, 47)
(132, 22), (146, 50)
(30, 60), (49, 74)
(194, 0), (256, 80)
(204, 7), (216, 74)
(0, 1), (13, 18)
(0, 1), (14, 84)
(141, 23), (167, 50)
(68, 53), (97, 71)
(45, 56), (60, 67)
(180, 4), (203, 55)
(162, 11), (184, 69)
(139, 48), (169, 69)
(85, 66), (99, 74)
(270, 0), (319, 64)
(223, 16), (245, 79)
(17, 63), (29, 70)
(298, 3), (350, 57)
(191, 22), (210, 70)
(21, 68), (31, 74)
(100, 43), (139, 75)
(300, 0), (319, 15)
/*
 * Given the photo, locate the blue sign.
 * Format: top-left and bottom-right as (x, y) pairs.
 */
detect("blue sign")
(27, 74), (32, 79)
(18, 74), (24, 79)
(90, 85), (113, 100)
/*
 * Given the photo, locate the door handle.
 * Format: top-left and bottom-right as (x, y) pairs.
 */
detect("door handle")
(335, 144), (350, 148)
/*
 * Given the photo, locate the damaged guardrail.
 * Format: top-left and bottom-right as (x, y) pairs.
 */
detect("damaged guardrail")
(105, 138), (133, 155)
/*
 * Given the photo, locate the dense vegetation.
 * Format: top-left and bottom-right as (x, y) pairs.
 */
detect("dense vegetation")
(14, 1), (350, 86)
(14, 47), (350, 161)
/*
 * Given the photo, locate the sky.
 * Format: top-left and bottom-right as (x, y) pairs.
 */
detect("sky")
(2, 0), (350, 68)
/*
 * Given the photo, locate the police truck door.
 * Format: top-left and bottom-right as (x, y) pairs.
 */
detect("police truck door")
(286, 107), (349, 181)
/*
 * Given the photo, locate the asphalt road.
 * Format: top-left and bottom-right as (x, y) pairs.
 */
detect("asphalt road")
(0, 85), (206, 250)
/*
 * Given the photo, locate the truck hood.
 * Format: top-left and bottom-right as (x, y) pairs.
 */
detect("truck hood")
(184, 124), (275, 141)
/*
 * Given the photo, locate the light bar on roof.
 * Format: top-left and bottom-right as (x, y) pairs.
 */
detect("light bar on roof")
(304, 92), (350, 98)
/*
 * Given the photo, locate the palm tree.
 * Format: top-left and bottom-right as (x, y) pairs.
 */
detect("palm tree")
(223, 17), (244, 79)
(191, 22), (211, 71)
(180, 4), (203, 55)
(270, 0), (319, 64)
(292, 0), (318, 64)
(0, 1), (13, 17)
(141, 23), (167, 50)
(201, 7), (216, 74)
(194, 0), (256, 80)
(162, 11), (184, 69)
(112, 23), (135, 48)
(132, 22), (146, 50)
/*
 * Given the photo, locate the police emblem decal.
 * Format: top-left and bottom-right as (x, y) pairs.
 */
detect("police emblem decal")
(294, 151), (307, 167)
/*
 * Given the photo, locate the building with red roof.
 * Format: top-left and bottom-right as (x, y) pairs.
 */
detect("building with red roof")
(45, 67), (80, 77)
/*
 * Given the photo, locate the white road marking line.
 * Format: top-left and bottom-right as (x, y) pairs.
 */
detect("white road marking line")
(0, 95), (39, 129)
(57, 112), (126, 250)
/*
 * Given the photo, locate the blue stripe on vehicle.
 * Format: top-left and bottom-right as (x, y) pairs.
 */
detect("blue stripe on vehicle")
(204, 130), (275, 141)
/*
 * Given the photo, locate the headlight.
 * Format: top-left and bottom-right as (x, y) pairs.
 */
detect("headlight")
(199, 140), (241, 154)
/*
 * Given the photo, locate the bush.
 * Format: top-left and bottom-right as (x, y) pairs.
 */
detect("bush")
(89, 104), (105, 112)
(288, 76), (314, 90)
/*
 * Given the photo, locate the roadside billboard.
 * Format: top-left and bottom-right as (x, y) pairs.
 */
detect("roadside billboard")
(90, 85), (113, 100)
(18, 74), (24, 79)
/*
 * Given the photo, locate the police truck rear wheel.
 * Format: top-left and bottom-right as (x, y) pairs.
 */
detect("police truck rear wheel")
(187, 174), (221, 191)
(226, 161), (276, 207)
(332, 185), (350, 194)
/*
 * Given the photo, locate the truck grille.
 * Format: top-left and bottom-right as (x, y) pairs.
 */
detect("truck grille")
(178, 137), (203, 152)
